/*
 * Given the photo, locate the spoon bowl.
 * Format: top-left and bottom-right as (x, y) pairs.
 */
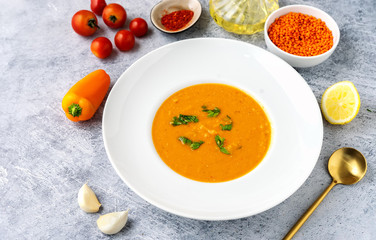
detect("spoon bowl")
(284, 147), (367, 240)
(328, 148), (367, 185)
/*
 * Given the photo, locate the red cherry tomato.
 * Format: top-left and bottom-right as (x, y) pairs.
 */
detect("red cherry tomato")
(71, 10), (100, 36)
(102, 4), (127, 29)
(129, 18), (148, 37)
(90, 37), (113, 59)
(91, 0), (107, 16)
(114, 30), (135, 51)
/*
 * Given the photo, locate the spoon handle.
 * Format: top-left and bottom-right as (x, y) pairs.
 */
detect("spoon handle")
(283, 180), (337, 240)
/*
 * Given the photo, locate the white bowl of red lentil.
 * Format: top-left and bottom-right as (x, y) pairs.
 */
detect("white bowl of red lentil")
(264, 5), (340, 68)
(150, 0), (202, 33)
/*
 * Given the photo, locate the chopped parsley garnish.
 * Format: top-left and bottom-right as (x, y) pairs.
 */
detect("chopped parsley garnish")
(191, 141), (204, 150)
(202, 106), (220, 117)
(170, 114), (199, 126)
(178, 137), (204, 150)
(215, 135), (225, 147)
(220, 115), (233, 131)
(367, 108), (375, 113)
(215, 135), (230, 155)
(220, 124), (233, 131)
(219, 147), (230, 155)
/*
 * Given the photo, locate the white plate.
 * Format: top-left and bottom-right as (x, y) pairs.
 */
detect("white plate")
(102, 38), (323, 220)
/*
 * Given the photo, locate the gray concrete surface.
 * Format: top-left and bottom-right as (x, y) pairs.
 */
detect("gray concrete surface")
(0, 0), (375, 239)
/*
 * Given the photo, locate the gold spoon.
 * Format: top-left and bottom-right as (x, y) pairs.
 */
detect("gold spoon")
(283, 147), (367, 240)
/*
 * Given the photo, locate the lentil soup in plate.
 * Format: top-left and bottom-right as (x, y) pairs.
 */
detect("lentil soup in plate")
(152, 83), (272, 183)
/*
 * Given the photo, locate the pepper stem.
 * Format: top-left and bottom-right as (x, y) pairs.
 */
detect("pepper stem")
(68, 103), (82, 117)
(88, 18), (100, 29)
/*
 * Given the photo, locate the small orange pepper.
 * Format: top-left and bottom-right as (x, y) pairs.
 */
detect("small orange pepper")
(62, 69), (110, 122)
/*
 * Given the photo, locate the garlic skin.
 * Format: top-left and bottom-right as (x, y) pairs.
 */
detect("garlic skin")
(97, 210), (129, 235)
(77, 183), (101, 213)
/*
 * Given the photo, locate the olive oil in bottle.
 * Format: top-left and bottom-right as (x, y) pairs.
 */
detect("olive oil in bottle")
(209, 0), (279, 34)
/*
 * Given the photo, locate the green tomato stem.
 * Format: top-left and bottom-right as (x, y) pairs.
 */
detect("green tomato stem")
(109, 15), (117, 23)
(88, 18), (100, 29)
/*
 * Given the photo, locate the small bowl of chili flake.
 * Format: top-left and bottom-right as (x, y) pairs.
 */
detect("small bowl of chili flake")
(264, 5), (340, 68)
(150, 0), (202, 33)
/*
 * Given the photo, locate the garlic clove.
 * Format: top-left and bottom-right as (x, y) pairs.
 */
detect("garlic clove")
(97, 210), (129, 235)
(77, 183), (101, 213)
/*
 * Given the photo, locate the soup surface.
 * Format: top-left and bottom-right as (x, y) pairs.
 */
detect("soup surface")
(152, 83), (271, 182)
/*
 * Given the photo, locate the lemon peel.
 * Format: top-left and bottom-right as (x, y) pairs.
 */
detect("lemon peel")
(97, 210), (129, 235)
(77, 183), (101, 213)
(321, 81), (360, 125)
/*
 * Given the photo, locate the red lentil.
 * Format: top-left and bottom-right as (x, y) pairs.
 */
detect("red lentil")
(268, 12), (333, 56)
(161, 10), (194, 31)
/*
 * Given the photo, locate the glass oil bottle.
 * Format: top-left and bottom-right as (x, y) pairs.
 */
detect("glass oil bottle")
(209, 0), (279, 34)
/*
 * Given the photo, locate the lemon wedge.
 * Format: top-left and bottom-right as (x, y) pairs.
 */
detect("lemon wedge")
(321, 81), (360, 124)
(97, 210), (129, 235)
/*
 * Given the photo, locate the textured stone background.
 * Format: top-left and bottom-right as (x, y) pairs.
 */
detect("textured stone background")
(0, 0), (375, 239)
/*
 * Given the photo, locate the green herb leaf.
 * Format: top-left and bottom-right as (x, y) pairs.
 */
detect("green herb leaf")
(220, 147), (230, 155)
(220, 115), (233, 131)
(202, 106), (220, 117)
(215, 135), (230, 154)
(178, 136), (192, 145)
(170, 114), (199, 126)
(220, 123), (233, 131)
(367, 108), (374, 113)
(190, 141), (204, 150)
(178, 137), (204, 150)
(215, 135), (225, 147)
(171, 116), (183, 126)
(180, 114), (199, 123)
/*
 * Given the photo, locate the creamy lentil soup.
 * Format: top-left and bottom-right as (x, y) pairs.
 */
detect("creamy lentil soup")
(152, 83), (271, 182)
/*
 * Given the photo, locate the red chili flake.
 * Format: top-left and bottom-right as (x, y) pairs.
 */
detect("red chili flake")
(161, 10), (194, 31)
